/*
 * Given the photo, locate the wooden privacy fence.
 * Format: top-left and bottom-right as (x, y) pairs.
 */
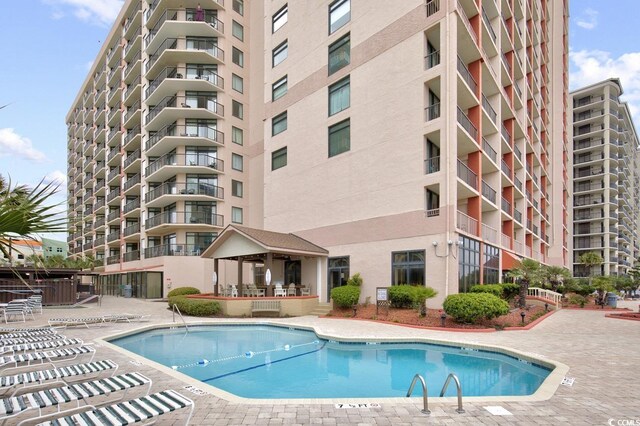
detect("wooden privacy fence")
(0, 279), (78, 305)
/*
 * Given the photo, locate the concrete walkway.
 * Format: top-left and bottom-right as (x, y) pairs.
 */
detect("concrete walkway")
(6, 296), (640, 425)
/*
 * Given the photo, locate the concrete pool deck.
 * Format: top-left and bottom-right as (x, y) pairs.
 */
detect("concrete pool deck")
(10, 296), (640, 425)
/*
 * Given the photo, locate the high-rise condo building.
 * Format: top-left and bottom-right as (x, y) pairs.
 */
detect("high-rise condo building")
(66, 0), (570, 304)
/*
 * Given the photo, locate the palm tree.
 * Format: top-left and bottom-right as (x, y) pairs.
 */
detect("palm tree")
(542, 265), (571, 292)
(507, 258), (542, 308)
(578, 252), (603, 285)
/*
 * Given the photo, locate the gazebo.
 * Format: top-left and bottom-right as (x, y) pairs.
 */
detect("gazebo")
(200, 225), (329, 299)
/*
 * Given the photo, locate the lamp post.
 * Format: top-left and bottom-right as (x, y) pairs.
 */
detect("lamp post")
(520, 310), (526, 324)
(440, 310), (447, 327)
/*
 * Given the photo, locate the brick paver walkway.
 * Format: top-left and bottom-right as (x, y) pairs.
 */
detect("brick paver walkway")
(7, 296), (639, 425)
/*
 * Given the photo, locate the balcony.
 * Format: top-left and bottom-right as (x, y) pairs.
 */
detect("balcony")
(123, 223), (141, 237)
(501, 197), (512, 215)
(501, 124), (511, 144)
(457, 159), (478, 190)
(145, 211), (224, 232)
(107, 209), (121, 222)
(107, 187), (121, 203)
(146, 153), (224, 181)
(145, 124), (224, 156)
(424, 103), (440, 122)
(123, 174), (141, 192)
(107, 230), (120, 243)
(482, 138), (497, 163)
(145, 66), (224, 104)
(481, 181), (496, 204)
(514, 208), (522, 223)
(425, 0), (440, 17)
(123, 149), (141, 170)
(481, 95), (497, 124)
(146, 9), (224, 53)
(457, 107), (477, 140)
(424, 157), (440, 174)
(123, 198), (141, 214)
(145, 95), (224, 131)
(145, 38), (224, 78)
(146, 181), (224, 206)
(424, 50), (440, 70)
(574, 153), (604, 165)
(144, 243), (208, 259)
(501, 159), (512, 178)
(123, 250), (141, 262)
(457, 210), (478, 236)
(457, 56), (477, 95)
(106, 255), (120, 265)
(482, 223), (498, 244)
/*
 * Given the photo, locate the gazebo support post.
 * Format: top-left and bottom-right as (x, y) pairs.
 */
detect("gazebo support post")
(266, 252), (273, 297)
(213, 259), (219, 296)
(238, 257), (244, 297)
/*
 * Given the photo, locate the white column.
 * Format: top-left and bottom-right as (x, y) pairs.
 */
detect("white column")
(316, 257), (323, 303)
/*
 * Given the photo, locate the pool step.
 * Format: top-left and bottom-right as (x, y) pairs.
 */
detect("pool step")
(309, 302), (333, 316)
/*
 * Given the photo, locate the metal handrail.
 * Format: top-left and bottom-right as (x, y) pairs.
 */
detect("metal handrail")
(439, 373), (465, 413)
(406, 374), (430, 414)
(172, 303), (190, 333)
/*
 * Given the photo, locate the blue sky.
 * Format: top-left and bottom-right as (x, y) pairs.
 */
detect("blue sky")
(0, 0), (639, 241)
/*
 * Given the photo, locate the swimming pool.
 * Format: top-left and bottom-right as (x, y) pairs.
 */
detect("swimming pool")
(109, 324), (553, 399)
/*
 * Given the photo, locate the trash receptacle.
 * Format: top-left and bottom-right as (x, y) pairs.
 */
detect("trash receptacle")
(606, 292), (617, 308)
(123, 284), (132, 298)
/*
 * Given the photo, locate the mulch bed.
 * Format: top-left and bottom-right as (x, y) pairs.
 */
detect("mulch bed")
(327, 304), (548, 330)
(605, 312), (640, 321)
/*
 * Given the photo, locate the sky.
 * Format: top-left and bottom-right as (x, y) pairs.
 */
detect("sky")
(1, 0), (640, 243)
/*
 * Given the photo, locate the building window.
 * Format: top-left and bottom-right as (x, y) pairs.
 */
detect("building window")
(232, 153), (243, 171)
(328, 33), (350, 75)
(328, 118), (350, 157)
(272, 111), (288, 136)
(272, 4), (288, 33)
(391, 250), (425, 285)
(232, 100), (243, 119)
(232, 207), (243, 224)
(272, 147), (287, 170)
(232, 74), (243, 93)
(272, 75), (288, 101)
(329, 0), (350, 34)
(458, 236), (481, 292)
(483, 244), (500, 284)
(57, 247), (63, 253)
(232, 180), (243, 197)
(232, 126), (243, 145)
(232, 0), (244, 15)
(272, 40), (288, 67)
(232, 47), (244, 67)
(328, 76), (350, 115)
(232, 20), (244, 41)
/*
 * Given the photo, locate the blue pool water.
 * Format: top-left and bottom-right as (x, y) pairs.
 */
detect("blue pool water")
(110, 325), (551, 399)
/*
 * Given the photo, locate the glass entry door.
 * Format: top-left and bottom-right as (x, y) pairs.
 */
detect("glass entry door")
(327, 257), (349, 300)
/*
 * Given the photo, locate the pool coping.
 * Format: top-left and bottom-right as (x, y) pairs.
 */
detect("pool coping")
(96, 319), (570, 406)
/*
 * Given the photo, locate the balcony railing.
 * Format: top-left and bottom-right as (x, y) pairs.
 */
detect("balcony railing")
(501, 159), (512, 178)
(501, 124), (511, 143)
(123, 174), (141, 191)
(146, 38), (224, 72)
(146, 66), (224, 99)
(146, 153), (224, 176)
(514, 176), (523, 192)
(107, 231), (120, 242)
(482, 137), (497, 163)
(481, 95), (497, 124)
(514, 208), (522, 223)
(123, 223), (140, 237)
(123, 198), (140, 214)
(144, 243), (208, 259)
(146, 95), (224, 124)
(457, 56), (477, 94)
(123, 250), (140, 262)
(107, 209), (120, 222)
(502, 233), (512, 249)
(424, 156), (440, 174)
(424, 103), (440, 122)
(481, 7), (497, 43)
(146, 9), (224, 47)
(457, 107), (478, 139)
(482, 223), (498, 244)
(426, 0), (440, 17)
(457, 159), (478, 189)
(457, 210), (478, 235)
(501, 197), (512, 214)
(145, 211), (224, 229)
(482, 181), (496, 204)
(424, 50), (440, 69)
(146, 182), (224, 203)
(106, 255), (120, 265)
(146, 124), (224, 151)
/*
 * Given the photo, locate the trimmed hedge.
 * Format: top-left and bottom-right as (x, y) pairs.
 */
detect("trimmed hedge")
(331, 285), (360, 308)
(388, 285), (437, 309)
(499, 283), (520, 301)
(443, 293), (509, 324)
(469, 284), (503, 298)
(168, 296), (220, 316)
(167, 287), (201, 298)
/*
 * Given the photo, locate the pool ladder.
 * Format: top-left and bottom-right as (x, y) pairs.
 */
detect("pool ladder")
(172, 304), (190, 333)
(406, 373), (464, 415)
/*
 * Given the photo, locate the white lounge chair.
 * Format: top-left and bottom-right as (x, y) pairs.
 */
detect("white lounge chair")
(4, 302), (30, 324)
(0, 346), (95, 372)
(35, 389), (195, 426)
(0, 334), (65, 347)
(48, 317), (106, 329)
(102, 314), (150, 323)
(26, 296), (43, 315)
(0, 339), (83, 356)
(0, 328), (57, 338)
(0, 359), (118, 397)
(300, 284), (311, 296)
(0, 372), (151, 425)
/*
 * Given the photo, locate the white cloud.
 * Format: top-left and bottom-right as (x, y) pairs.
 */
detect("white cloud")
(0, 128), (47, 163)
(569, 49), (640, 127)
(43, 0), (123, 27)
(575, 8), (598, 30)
(85, 60), (94, 71)
(44, 170), (68, 187)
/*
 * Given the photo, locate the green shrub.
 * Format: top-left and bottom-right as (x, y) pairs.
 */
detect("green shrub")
(167, 287), (201, 298)
(443, 293), (509, 324)
(168, 296), (220, 316)
(470, 284), (503, 298)
(346, 273), (363, 287)
(568, 294), (587, 308)
(331, 285), (360, 308)
(499, 283), (520, 301)
(389, 285), (437, 309)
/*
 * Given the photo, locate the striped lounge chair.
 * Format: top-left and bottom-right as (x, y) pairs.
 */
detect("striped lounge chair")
(36, 390), (195, 426)
(0, 329), (57, 338)
(0, 334), (66, 347)
(0, 346), (95, 372)
(0, 339), (83, 356)
(48, 317), (106, 329)
(0, 372), (151, 425)
(0, 360), (118, 397)
(102, 314), (151, 323)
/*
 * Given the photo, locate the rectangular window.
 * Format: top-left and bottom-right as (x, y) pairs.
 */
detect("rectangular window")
(458, 236), (481, 292)
(232, 100), (243, 119)
(232, 20), (244, 41)
(328, 118), (350, 157)
(391, 250), (425, 285)
(232, 0), (243, 15)
(272, 4), (288, 33)
(272, 40), (288, 67)
(232, 47), (244, 67)
(483, 244), (500, 284)
(232, 207), (243, 224)
(272, 75), (288, 101)
(232, 153), (243, 171)
(328, 76), (350, 115)
(232, 74), (243, 93)
(232, 180), (243, 197)
(329, 0), (350, 34)
(272, 147), (287, 170)
(328, 33), (350, 75)
(272, 111), (287, 136)
(232, 126), (243, 145)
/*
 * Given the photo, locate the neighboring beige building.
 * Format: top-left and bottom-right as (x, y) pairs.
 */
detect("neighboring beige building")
(66, 0), (570, 303)
(571, 79), (640, 277)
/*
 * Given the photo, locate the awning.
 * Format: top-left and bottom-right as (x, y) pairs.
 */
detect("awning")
(502, 250), (522, 270)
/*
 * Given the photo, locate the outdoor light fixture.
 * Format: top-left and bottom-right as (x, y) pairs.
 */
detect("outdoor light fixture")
(544, 302), (549, 312)
(440, 311), (447, 327)
(520, 311), (526, 324)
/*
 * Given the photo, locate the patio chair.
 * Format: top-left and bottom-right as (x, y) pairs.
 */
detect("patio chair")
(230, 284), (239, 298)
(287, 283), (296, 297)
(300, 284), (311, 296)
(36, 389), (194, 426)
(26, 296), (43, 315)
(274, 283), (286, 297)
(4, 302), (29, 324)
